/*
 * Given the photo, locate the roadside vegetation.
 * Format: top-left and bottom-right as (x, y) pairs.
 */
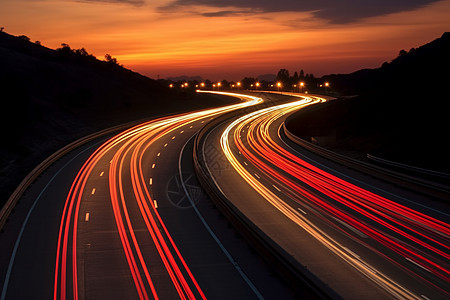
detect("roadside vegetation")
(286, 32), (450, 174)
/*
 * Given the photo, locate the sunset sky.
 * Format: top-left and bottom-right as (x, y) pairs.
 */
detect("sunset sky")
(2, 0), (450, 80)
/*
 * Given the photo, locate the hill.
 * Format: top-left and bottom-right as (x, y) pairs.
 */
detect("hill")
(0, 31), (235, 206)
(286, 32), (450, 173)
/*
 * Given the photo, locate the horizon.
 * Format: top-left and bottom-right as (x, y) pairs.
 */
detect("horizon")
(1, 1), (450, 81)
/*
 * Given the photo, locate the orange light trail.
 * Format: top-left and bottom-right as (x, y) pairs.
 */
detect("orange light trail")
(219, 93), (450, 298)
(53, 93), (261, 299)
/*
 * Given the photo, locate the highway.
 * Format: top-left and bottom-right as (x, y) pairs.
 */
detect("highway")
(1, 90), (448, 299)
(0, 94), (295, 299)
(198, 92), (450, 299)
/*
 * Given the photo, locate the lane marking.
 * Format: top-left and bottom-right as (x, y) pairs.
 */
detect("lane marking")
(243, 161), (248, 166)
(85, 213), (90, 222)
(172, 136), (176, 140)
(153, 200), (158, 208)
(342, 246), (360, 259)
(1, 140), (102, 300)
(254, 173), (260, 179)
(405, 257), (431, 272)
(272, 184), (281, 192)
(178, 136), (264, 299)
(297, 207), (307, 215)
(189, 125), (193, 129)
(99, 171), (104, 177)
(91, 188), (96, 195)
(157, 152), (161, 157)
(152, 163), (156, 169)
(180, 130), (184, 134)
(334, 217), (368, 238)
(149, 178), (153, 185)
(164, 143), (168, 147)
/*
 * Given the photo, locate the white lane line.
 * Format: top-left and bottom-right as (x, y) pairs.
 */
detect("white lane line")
(152, 163), (156, 169)
(1, 140), (102, 300)
(157, 152), (161, 157)
(179, 136), (264, 299)
(254, 173), (260, 179)
(190, 125), (193, 129)
(180, 130), (184, 134)
(149, 178), (153, 185)
(243, 161), (248, 166)
(99, 171), (104, 177)
(342, 246), (360, 258)
(297, 207), (307, 215)
(334, 217), (368, 238)
(272, 184), (281, 192)
(164, 143), (168, 147)
(153, 200), (158, 208)
(405, 257), (431, 272)
(91, 188), (96, 195)
(85, 213), (90, 221)
(172, 136), (176, 140)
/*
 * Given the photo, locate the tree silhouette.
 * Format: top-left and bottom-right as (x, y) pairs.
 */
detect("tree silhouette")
(105, 53), (118, 65)
(276, 69), (290, 86)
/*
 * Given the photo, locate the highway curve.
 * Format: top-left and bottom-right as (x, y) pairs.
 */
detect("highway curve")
(197, 91), (450, 300)
(0, 94), (296, 300)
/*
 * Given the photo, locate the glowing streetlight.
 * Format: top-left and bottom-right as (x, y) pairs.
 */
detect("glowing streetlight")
(277, 82), (282, 92)
(324, 82), (330, 94)
(200, 82), (205, 88)
(300, 81), (304, 93)
(237, 82), (241, 89)
(255, 82), (260, 89)
(169, 84), (173, 88)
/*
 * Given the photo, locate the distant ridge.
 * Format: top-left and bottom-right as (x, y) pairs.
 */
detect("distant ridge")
(289, 32), (450, 173)
(0, 30), (234, 208)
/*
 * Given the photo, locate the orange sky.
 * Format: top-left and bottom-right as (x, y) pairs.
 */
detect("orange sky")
(1, 0), (450, 80)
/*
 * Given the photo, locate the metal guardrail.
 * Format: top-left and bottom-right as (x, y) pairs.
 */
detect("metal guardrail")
(0, 118), (155, 232)
(192, 109), (341, 300)
(367, 154), (450, 180)
(282, 124), (450, 202)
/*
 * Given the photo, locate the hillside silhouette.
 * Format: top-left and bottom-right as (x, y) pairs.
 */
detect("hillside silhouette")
(0, 31), (235, 205)
(287, 32), (450, 173)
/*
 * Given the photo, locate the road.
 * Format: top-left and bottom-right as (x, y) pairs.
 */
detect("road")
(0, 94), (295, 299)
(1, 90), (448, 299)
(199, 92), (450, 299)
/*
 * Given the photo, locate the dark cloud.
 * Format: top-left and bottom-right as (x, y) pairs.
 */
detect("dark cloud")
(159, 0), (439, 23)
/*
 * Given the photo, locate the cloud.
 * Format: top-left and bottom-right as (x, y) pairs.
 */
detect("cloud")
(76, 0), (145, 6)
(159, 0), (439, 23)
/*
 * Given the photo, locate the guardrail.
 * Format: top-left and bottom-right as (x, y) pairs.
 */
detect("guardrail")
(192, 108), (341, 299)
(282, 124), (450, 202)
(0, 118), (156, 232)
(367, 154), (450, 181)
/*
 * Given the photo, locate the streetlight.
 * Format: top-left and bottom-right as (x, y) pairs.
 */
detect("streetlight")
(300, 81), (304, 93)
(237, 82), (241, 89)
(277, 82), (282, 92)
(324, 82), (329, 94)
(255, 82), (260, 89)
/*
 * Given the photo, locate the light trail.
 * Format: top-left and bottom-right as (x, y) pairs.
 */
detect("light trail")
(53, 92), (262, 299)
(219, 94), (450, 299)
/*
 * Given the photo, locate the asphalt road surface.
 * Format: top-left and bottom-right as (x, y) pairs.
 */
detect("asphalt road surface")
(199, 92), (450, 300)
(0, 97), (295, 299)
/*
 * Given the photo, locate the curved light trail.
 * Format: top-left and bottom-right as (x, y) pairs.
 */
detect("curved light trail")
(219, 93), (450, 299)
(53, 93), (262, 300)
